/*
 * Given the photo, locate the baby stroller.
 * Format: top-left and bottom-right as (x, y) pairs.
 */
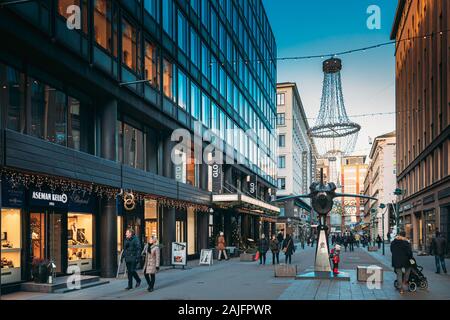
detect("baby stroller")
(394, 258), (428, 292)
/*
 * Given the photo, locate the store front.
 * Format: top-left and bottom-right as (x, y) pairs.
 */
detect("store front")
(1, 179), (98, 286)
(423, 209), (436, 252)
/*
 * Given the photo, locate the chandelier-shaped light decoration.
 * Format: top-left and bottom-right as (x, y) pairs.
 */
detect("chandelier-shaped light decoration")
(309, 58), (360, 156)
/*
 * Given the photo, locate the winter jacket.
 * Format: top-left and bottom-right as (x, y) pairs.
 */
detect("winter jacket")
(390, 236), (413, 269)
(216, 236), (226, 251)
(122, 235), (141, 264)
(143, 243), (160, 274)
(277, 233), (284, 243)
(257, 238), (269, 253)
(282, 236), (295, 255)
(269, 239), (279, 252)
(430, 236), (447, 256)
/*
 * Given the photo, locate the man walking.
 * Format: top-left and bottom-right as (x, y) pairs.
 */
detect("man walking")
(349, 233), (355, 252)
(430, 230), (447, 274)
(122, 229), (142, 290)
(391, 231), (413, 294)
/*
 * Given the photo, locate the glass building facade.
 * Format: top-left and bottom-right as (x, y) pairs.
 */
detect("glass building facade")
(0, 0), (277, 287)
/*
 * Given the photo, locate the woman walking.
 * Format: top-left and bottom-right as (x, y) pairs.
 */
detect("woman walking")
(122, 229), (141, 290)
(282, 233), (295, 264)
(257, 234), (269, 265)
(142, 236), (160, 292)
(270, 234), (280, 264)
(216, 232), (229, 261)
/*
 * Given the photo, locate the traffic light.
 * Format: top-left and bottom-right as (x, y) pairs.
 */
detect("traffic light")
(379, 203), (386, 209)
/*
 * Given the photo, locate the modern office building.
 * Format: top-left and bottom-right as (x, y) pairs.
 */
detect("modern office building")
(363, 132), (397, 240)
(340, 155), (368, 231)
(275, 83), (315, 238)
(0, 0), (278, 291)
(391, 0), (449, 252)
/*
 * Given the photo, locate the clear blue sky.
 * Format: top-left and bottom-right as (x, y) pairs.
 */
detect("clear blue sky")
(262, 0), (399, 157)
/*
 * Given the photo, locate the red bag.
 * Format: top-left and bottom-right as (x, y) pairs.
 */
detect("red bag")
(254, 251), (260, 261)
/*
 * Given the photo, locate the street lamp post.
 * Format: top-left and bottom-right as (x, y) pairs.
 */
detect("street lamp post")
(379, 203), (386, 256)
(393, 188), (404, 234)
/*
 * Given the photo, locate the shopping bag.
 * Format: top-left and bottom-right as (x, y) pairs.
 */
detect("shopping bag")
(254, 251), (260, 261)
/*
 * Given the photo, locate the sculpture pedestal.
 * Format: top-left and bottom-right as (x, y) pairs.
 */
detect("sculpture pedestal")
(314, 224), (331, 272)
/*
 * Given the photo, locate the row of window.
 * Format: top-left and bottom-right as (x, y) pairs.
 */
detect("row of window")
(74, 0), (277, 160)
(161, 55), (277, 182)
(170, 1), (277, 132)
(0, 63), (94, 154)
(0, 60), (278, 184)
(43, 0), (278, 184)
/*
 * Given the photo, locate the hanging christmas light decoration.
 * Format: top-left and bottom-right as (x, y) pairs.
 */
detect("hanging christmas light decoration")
(308, 58), (361, 156)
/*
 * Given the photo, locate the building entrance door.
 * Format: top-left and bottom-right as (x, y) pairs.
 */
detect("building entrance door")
(29, 210), (66, 275)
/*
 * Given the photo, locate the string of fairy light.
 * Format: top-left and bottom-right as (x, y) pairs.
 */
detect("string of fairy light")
(211, 29), (450, 65)
(0, 168), (210, 212)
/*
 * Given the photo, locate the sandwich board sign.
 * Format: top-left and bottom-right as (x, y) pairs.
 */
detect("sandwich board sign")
(199, 249), (213, 266)
(116, 250), (127, 278)
(171, 242), (187, 267)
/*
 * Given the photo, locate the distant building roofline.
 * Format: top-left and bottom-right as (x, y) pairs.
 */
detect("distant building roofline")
(390, 0), (407, 40)
(276, 82), (311, 132)
(369, 131), (396, 159)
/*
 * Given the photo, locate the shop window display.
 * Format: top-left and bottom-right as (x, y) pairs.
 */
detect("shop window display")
(67, 213), (94, 272)
(117, 216), (123, 256)
(144, 199), (158, 242)
(1, 209), (22, 284)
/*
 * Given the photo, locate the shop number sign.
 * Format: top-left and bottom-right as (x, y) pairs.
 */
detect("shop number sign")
(211, 163), (222, 193)
(171, 242), (187, 266)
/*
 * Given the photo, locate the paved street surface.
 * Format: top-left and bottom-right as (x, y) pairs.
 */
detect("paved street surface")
(3, 243), (450, 300)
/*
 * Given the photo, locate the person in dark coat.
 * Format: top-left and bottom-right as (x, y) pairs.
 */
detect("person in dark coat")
(349, 233), (355, 252)
(257, 234), (269, 265)
(387, 231), (391, 243)
(277, 232), (284, 250)
(376, 235), (383, 249)
(282, 233), (295, 264)
(269, 235), (280, 264)
(391, 231), (413, 294)
(343, 235), (349, 252)
(430, 230), (447, 274)
(122, 229), (141, 290)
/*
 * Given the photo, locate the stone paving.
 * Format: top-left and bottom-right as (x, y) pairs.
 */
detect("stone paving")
(2, 242), (450, 300)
